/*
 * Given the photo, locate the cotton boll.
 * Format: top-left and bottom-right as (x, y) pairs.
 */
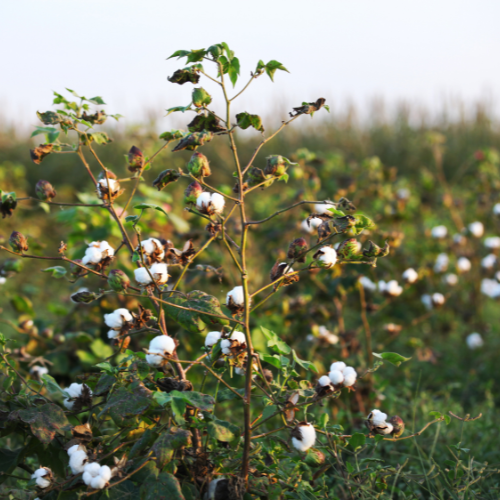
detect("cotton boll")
(134, 267), (152, 284)
(107, 329), (119, 339)
(315, 246), (337, 268)
(231, 331), (246, 344)
(220, 339), (231, 355)
(99, 465), (112, 482)
(315, 202), (335, 214)
(196, 192), (212, 210)
(434, 253), (449, 273)
(36, 476), (51, 488)
(481, 254), (497, 269)
(402, 268), (418, 284)
(84, 462), (101, 477)
(82, 471), (93, 485)
(69, 450), (88, 474)
(343, 366), (357, 377)
(318, 326), (339, 345)
(150, 263), (168, 284)
(139, 238), (164, 259)
(494, 203), (500, 215)
(205, 331), (222, 348)
(432, 293), (445, 306)
(149, 335), (176, 355)
(343, 367), (357, 386)
(431, 225), (447, 239)
(301, 217), (323, 234)
(67, 444), (84, 457)
(104, 308), (132, 328)
(456, 257), (471, 273)
(0, 277), (6, 285)
(210, 193), (225, 213)
(359, 276), (377, 291)
(368, 409), (388, 426)
(466, 332), (484, 349)
(330, 361), (346, 372)
(146, 349), (164, 367)
(421, 294), (433, 310)
(453, 233), (466, 245)
(98, 241), (115, 257)
(468, 221), (484, 238)
(30, 365), (49, 377)
(444, 273), (458, 286)
(397, 188), (410, 200)
(227, 286), (244, 306)
(384, 280), (403, 297)
(292, 423), (316, 452)
(318, 375), (332, 387)
(90, 475), (107, 489)
(82, 246), (103, 265)
(378, 280), (387, 293)
(484, 236), (500, 249)
(480, 278), (500, 298)
(328, 370), (344, 385)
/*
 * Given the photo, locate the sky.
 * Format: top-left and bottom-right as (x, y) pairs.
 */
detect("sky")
(2, 0), (500, 129)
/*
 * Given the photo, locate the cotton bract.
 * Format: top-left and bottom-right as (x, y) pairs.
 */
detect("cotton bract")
(32, 468), (51, 488)
(292, 423), (316, 452)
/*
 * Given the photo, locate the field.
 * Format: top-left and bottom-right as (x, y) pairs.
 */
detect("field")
(1, 64), (500, 500)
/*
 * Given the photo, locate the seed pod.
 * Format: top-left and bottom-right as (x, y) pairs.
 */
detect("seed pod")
(108, 269), (130, 292)
(70, 259), (88, 278)
(337, 238), (362, 260)
(247, 167), (273, 189)
(287, 237), (308, 262)
(152, 169), (181, 191)
(167, 68), (200, 85)
(264, 155), (287, 177)
(304, 448), (326, 468)
(187, 151), (211, 178)
(387, 415), (405, 437)
(30, 144), (53, 164)
(363, 240), (390, 258)
(70, 290), (101, 304)
(184, 181), (203, 204)
(9, 231), (28, 253)
(0, 191), (17, 218)
(192, 87), (212, 108)
(35, 180), (57, 202)
(128, 146), (144, 172)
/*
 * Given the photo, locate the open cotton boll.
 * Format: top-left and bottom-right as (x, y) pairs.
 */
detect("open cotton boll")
(481, 278), (500, 298)
(231, 331), (246, 344)
(384, 280), (403, 297)
(402, 268), (418, 284)
(227, 286), (244, 306)
(84, 462), (101, 477)
(220, 339), (231, 355)
(149, 335), (176, 355)
(315, 202), (335, 214)
(292, 423), (316, 452)
(318, 326), (339, 345)
(431, 225), (447, 238)
(301, 217), (323, 234)
(196, 192), (212, 210)
(82, 471), (92, 485)
(69, 449), (88, 474)
(98, 241), (115, 257)
(484, 236), (500, 249)
(107, 330), (120, 339)
(104, 308), (132, 328)
(342, 367), (357, 386)
(318, 375), (332, 387)
(481, 254), (497, 269)
(67, 444), (85, 457)
(444, 273), (458, 286)
(99, 465), (112, 483)
(30, 365), (49, 377)
(397, 188), (410, 200)
(330, 361), (346, 372)
(90, 475), (108, 489)
(466, 332), (484, 349)
(98, 178), (118, 191)
(32, 468), (51, 488)
(434, 253), (449, 273)
(368, 409), (388, 426)
(421, 294), (433, 310)
(0, 277), (6, 285)
(150, 262), (168, 284)
(140, 238), (164, 257)
(328, 370), (344, 385)
(205, 331), (222, 348)
(494, 203), (500, 215)
(315, 246), (337, 268)
(453, 233), (466, 245)
(134, 267), (152, 284)
(210, 193), (225, 213)
(82, 246), (103, 265)
(468, 221), (484, 238)
(359, 276), (377, 291)
(432, 293), (445, 306)
(146, 349), (164, 367)
(456, 257), (471, 273)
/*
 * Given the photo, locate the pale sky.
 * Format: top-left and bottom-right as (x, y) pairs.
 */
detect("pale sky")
(2, 0), (500, 128)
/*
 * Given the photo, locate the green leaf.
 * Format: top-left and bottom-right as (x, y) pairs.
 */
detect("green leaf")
(88, 96), (106, 105)
(351, 214), (376, 236)
(90, 132), (112, 145)
(236, 112), (264, 132)
(40, 374), (68, 397)
(292, 349), (319, 373)
(165, 104), (193, 117)
(95, 362), (115, 375)
(261, 405), (277, 421)
(261, 326), (291, 355)
(207, 418), (240, 442)
(134, 203), (169, 218)
(42, 266), (67, 279)
(262, 60), (289, 82)
(140, 472), (185, 500)
(10, 294), (34, 315)
(259, 353), (281, 369)
(345, 461), (355, 474)
(90, 338), (114, 359)
(319, 413), (329, 428)
(348, 432), (366, 451)
(99, 386), (151, 424)
(152, 429), (191, 468)
(372, 352), (412, 367)
(228, 57), (240, 87)
(171, 397), (186, 425)
(327, 207), (346, 217)
(168, 49), (191, 59)
(101, 480), (139, 499)
(169, 390), (215, 411)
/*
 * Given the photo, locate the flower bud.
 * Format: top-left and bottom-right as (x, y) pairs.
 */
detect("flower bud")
(264, 155), (287, 177)
(287, 238), (308, 263)
(387, 415), (405, 437)
(30, 144), (53, 164)
(192, 87), (212, 108)
(35, 180), (57, 202)
(304, 448), (326, 468)
(337, 238), (362, 260)
(54, 333), (66, 344)
(128, 146), (144, 172)
(247, 167), (273, 189)
(184, 181), (204, 204)
(41, 327), (54, 339)
(9, 231), (28, 253)
(70, 290), (101, 304)
(187, 151), (211, 178)
(152, 169), (181, 191)
(108, 269), (130, 292)
(1, 191), (17, 218)
(363, 240), (389, 258)
(70, 259), (88, 278)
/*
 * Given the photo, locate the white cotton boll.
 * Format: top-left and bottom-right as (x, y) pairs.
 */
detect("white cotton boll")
(140, 238), (164, 258)
(330, 361), (346, 372)
(378, 280), (386, 293)
(98, 241), (115, 257)
(107, 329), (119, 339)
(431, 225), (447, 238)
(210, 193), (225, 213)
(231, 331), (246, 344)
(292, 423), (316, 452)
(84, 462), (101, 477)
(318, 375), (332, 387)
(453, 233), (466, 245)
(36, 476), (51, 488)
(235, 367), (245, 376)
(343, 366), (357, 377)
(149, 335), (176, 354)
(67, 444), (83, 457)
(82, 246), (103, 265)
(196, 192), (212, 210)
(0, 277), (6, 285)
(328, 370), (344, 385)
(90, 475), (107, 489)
(150, 262), (168, 284)
(315, 202), (335, 214)
(466, 332), (484, 349)
(318, 326), (339, 345)
(227, 286), (245, 306)
(385, 280), (403, 297)
(104, 308), (132, 328)
(220, 339), (231, 355)
(316, 246), (337, 268)
(485, 236), (500, 249)
(30, 365), (49, 377)
(205, 331), (222, 348)
(134, 267), (152, 284)
(397, 188), (410, 200)
(444, 273), (458, 286)
(496, 271), (500, 281)
(146, 350), (164, 367)
(421, 294), (433, 310)
(368, 409), (388, 426)
(359, 276), (377, 291)
(99, 465), (112, 482)
(456, 257), (471, 273)
(481, 254), (497, 269)
(480, 278), (500, 298)
(432, 293), (445, 305)
(468, 221), (484, 238)
(301, 217), (322, 234)
(494, 203), (500, 215)
(99, 178), (118, 192)
(434, 253), (449, 273)
(343, 372), (357, 386)
(402, 268), (418, 284)
(82, 471), (93, 485)
(69, 450), (88, 474)
(32, 468), (51, 488)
